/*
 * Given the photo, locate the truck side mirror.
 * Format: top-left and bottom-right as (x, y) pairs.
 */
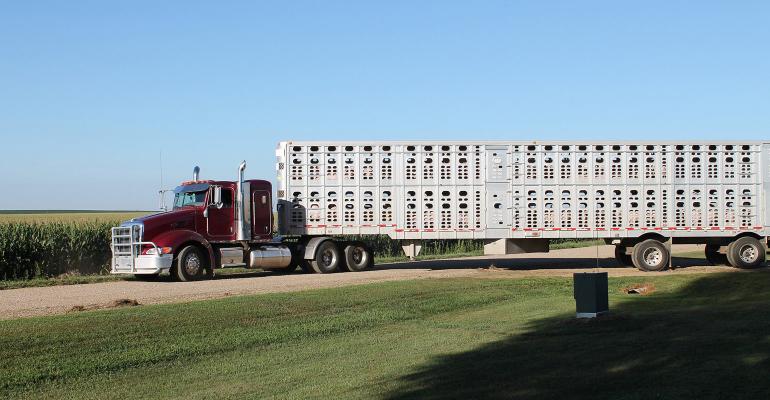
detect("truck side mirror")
(211, 186), (223, 209)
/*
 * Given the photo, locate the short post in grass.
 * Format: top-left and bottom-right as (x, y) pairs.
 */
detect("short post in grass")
(573, 272), (609, 318)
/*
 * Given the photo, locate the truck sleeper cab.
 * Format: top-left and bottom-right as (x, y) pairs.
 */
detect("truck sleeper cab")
(110, 162), (374, 281)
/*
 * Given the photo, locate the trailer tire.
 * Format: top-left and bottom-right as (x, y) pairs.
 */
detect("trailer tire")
(631, 239), (669, 272)
(614, 246), (633, 267)
(173, 245), (208, 281)
(342, 242), (373, 272)
(309, 240), (341, 273)
(705, 244), (729, 266)
(726, 237), (765, 269)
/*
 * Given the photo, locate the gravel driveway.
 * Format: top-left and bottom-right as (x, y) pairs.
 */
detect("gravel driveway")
(0, 244), (745, 320)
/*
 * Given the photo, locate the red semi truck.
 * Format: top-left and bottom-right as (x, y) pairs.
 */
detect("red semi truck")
(111, 161), (375, 281)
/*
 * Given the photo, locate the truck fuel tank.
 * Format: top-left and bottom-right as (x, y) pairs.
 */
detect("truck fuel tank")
(249, 245), (292, 269)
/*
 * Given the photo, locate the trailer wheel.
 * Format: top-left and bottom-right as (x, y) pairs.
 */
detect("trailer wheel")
(631, 239), (669, 272)
(726, 237), (765, 269)
(705, 244), (729, 266)
(342, 242), (373, 272)
(173, 245), (207, 281)
(614, 246), (633, 267)
(310, 240), (341, 273)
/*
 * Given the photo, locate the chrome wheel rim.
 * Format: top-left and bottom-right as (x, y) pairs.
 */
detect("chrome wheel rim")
(321, 249), (336, 267)
(352, 247), (363, 264)
(184, 253), (201, 275)
(739, 244), (758, 263)
(642, 247), (662, 266)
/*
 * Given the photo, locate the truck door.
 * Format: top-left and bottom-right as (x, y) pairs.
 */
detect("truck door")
(252, 190), (272, 239)
(207, 187), (235, 239)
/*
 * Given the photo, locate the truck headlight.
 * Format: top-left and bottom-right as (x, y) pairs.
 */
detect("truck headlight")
(144, 247), (172, 255)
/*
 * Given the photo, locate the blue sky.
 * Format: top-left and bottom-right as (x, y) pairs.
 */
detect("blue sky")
(1, 1), (769, 210)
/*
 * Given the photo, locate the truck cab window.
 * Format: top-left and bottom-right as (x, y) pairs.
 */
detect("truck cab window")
(221, 189), (234, 208)
(173, 191), (206, 208)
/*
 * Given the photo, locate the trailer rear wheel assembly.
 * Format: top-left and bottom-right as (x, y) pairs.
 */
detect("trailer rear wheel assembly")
(342, 242), (373, 272)
(705, 244), (729, 265)
(173, 245), (208, 281)
(614, 246), (633, 267)
(631, 239), (669, 271)
(726, 237), (765, 269)
(310, 240), (341, 273)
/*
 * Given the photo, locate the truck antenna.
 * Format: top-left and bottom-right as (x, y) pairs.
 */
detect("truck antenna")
(158, 150), (168, 211)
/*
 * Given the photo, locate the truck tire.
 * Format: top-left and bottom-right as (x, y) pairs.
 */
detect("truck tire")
(614, 246), (633, 267)
(631, 239), (669, 272)
(309, 240), (341, 273)
(342, 242), (373, 272)
(726, 237), (765, 269)
(705, 244), (728, 266)
(173, 245), (208, 281)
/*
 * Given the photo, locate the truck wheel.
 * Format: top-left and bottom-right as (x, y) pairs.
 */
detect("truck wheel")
(614, 246), (633, 267)
(631, 239), (669, 272)
(173, 245), (207, 281)
(705, 244), (728, 265)
(310, 240), (341, 273)
(726, 237), (765, 269)
(342, 242), (373, 272)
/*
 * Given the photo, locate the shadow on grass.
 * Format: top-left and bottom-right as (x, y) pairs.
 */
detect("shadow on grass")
(385, 271), (770, 400)
(376, 255), (712, 271)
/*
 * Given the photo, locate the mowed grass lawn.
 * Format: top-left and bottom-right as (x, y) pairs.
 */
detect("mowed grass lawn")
(3, 273), (770, 399)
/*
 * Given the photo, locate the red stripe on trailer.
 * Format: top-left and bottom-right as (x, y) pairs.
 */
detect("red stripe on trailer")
(709, 227), (721, 230)
(395, 229), (404, 232)
(755, 226), (764, 230)
(611, 228), (621, 231)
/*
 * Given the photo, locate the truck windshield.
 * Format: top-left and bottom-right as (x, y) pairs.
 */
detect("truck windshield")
(173, 191), (206, 208)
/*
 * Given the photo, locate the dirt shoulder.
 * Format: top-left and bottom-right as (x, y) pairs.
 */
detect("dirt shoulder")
(0, 244), (753, 320)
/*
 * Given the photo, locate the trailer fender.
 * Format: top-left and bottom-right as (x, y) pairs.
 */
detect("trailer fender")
(151, 230), (216, 268)
(302, 236), (335, 260)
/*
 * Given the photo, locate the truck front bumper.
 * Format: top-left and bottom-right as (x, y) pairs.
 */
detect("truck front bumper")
(111, 225), (173, 275)
(111, 254), (173, 275)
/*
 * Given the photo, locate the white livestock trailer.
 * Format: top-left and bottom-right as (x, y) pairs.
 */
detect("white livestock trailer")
(277, 141), (770, 271)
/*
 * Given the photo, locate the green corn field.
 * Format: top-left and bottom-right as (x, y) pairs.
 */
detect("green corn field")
(0, 221), (117, 279)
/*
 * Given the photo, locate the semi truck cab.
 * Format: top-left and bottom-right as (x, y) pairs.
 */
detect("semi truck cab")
(111, 161), (374, 281)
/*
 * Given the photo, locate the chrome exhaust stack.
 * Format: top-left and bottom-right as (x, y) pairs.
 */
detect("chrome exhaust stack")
(236, 160), (252, 241)
(193, 166), (200, 181)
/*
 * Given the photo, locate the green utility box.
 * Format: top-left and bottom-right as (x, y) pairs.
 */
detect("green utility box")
(573, 272), (609, 318)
